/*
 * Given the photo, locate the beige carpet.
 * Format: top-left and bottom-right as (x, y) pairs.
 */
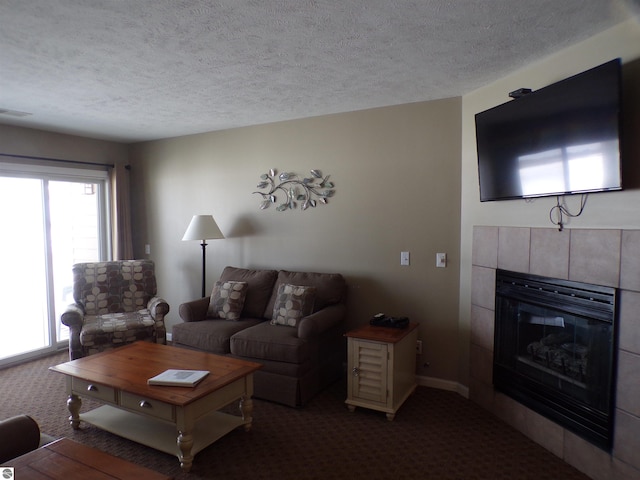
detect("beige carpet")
(0, 350), (591, 480)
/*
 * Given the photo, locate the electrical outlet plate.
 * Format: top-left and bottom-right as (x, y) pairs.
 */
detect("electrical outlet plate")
(416, 340), (423, 354)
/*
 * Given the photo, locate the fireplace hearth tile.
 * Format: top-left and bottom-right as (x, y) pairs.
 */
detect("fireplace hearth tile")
(498, 227), (530, 273)
(616, 350), (640, 418)
(470, 304), (494, 351)
(493, 391), (527, 432)
(471, 266), (495, 310)
(468, 377), (494, 411)
(469, 343), (493, 385)
(530, 227), (570, 279)
(618, 290), (640, 355)
(612, 456), (640, 480)
(613, 410), (640, 471)
(473, 226), (498, 268)
(569, 229), (621, 287)
(620, 230), (640, 292)
(524, 408), (564, 458)
(564, 430), (614, 480)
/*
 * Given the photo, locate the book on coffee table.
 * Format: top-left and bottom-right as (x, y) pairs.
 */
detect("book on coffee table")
(147, 369), (209, 387)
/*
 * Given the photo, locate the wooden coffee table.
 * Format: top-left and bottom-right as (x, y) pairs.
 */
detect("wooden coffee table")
(10, 438), (171, 479)
(50, 342), (262, 472)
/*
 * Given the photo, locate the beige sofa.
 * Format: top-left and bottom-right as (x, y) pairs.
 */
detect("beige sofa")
(173, 266), (348, 407)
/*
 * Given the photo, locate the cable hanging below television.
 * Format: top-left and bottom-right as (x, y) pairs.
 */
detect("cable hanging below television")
(550, 194), (588, 231)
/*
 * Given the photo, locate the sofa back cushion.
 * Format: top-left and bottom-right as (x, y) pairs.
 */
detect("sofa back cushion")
(264, 270), (347, 320)
(72, 260), (157, 315)
(219, 266), (278, 319)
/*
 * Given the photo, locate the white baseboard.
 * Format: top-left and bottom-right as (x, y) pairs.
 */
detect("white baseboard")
(416, 375), (469, 399)
(164, 341), (468, 397)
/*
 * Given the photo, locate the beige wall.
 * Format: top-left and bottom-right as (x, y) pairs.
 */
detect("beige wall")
(128, 99), (463, 384)
(0, 123), (128, 167)
(459, 20), (640, 387)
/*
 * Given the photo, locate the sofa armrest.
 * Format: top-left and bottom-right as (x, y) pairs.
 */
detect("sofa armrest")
(147, 296), (170, 319)
(61, 303), (85, 359)
(179, 297), (211, 322)
(147, 297), (170, 345)
(298, 304), (347, 340)
(60, 303), (84, 329)
(0, 415), (41, 464)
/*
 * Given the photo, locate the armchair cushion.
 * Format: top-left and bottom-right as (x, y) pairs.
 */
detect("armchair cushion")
(73, 260), (157, 314)
(270, 284), (316, 327)
(79, 310), (155, 349)
(207, 281), (248, 320)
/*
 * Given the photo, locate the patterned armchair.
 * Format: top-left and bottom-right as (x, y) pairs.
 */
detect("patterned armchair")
(61, 260), (169, 360)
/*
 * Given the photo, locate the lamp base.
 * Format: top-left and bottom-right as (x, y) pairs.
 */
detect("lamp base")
(200, 241), (207, 298)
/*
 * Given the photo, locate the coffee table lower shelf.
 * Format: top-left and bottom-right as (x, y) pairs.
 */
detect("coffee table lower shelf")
(81, 405), (245, 457)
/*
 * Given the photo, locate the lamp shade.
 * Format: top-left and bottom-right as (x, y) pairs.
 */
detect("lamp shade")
(182, 215), (225, 241)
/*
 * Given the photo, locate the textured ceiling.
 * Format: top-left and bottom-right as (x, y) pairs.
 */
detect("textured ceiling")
(1, 0), (639, 143)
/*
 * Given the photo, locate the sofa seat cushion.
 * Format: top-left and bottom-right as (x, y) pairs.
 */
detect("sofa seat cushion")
(230, 322), (312, 364)
(172, 318), (263, 355)
(79, 311), (155, 348)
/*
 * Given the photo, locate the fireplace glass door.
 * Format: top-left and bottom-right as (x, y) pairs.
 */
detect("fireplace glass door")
(493, 270), (617, 451)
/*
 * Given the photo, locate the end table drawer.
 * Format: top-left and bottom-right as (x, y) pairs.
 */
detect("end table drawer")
(121, 392), (175, 421)
(73, 378), (117, 403)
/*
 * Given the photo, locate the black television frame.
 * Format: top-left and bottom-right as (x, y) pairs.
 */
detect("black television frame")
(475, 58), (623, 202)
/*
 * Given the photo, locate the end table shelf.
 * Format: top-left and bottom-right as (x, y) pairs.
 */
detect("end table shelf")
(345, 323), (418, 420)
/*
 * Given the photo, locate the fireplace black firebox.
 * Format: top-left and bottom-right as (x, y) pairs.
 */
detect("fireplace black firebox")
(493, 269), (618, 451)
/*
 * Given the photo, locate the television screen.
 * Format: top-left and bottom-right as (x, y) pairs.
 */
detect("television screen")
(475, 58), (622, 202)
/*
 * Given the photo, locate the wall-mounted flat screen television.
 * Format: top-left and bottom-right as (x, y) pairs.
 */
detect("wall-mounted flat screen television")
(475, 58), (622, 202)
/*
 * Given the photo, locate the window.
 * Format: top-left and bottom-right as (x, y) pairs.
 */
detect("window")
(0, 162), (110, 365)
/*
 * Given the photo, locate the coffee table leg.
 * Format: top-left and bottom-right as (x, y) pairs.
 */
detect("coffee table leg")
(177, 431), (194, 472)
(67, 394), (82, 430)
(239, 395), (253, 432)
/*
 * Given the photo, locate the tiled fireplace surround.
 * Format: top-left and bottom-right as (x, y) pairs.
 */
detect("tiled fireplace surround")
(470, 226), (640, 480)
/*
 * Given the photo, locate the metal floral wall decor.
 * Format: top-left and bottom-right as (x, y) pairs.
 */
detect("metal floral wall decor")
(253, 168), (335, 211)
